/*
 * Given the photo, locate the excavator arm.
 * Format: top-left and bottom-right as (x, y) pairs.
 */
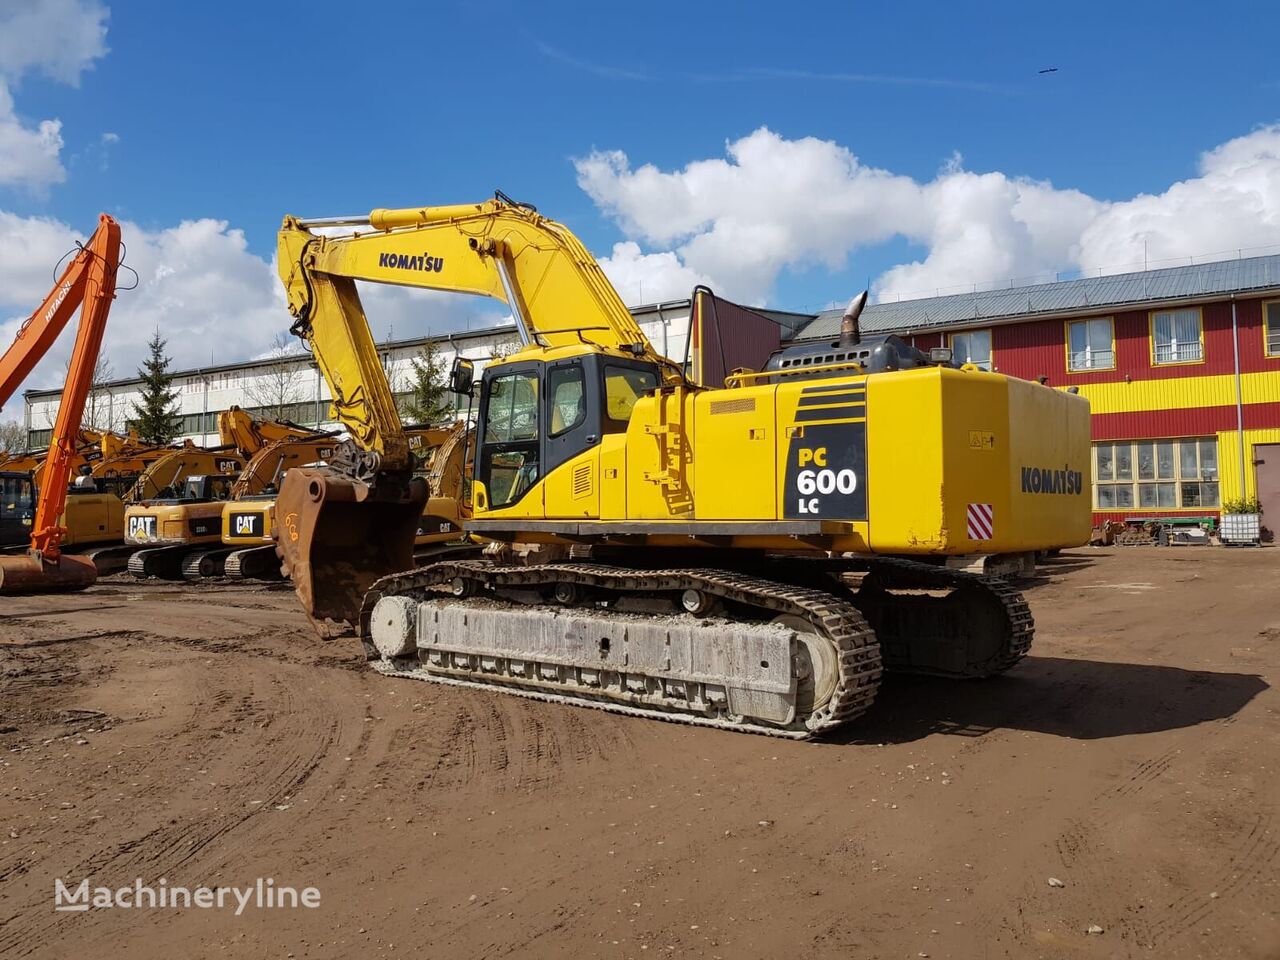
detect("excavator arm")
(274, 195), (678, 623)
(0, 214), (121, 593)
(217, 406), (320, 457)
(277, 195), (674, 471)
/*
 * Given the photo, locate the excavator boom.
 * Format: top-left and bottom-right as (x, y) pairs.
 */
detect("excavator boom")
(0, 214), (121, 594)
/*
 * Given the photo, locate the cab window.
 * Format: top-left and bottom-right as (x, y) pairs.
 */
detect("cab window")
(604, 365), (659, 430)
(1, 476), (34, 520)
(485, 372), (539, 442)
(482, 370), (541, 509)
(548, 365), (585, 436)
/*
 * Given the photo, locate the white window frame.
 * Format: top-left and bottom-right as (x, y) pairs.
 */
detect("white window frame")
(1150, 308), (1203, 365)
(1067, 317), (1115, 371)
(1264, 300), (1280, 358)
(1092, 438), (1219, 511)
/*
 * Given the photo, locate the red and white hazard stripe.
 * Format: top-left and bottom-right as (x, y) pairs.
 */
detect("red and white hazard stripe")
(966, 502), (994, 540)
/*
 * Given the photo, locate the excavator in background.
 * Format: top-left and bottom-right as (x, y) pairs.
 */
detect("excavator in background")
(121, 409), (317, 578)
(2, 428), (118, 474)
(1, 434), (227, 570)
(214, 432), (338, 579)
(272, 195), (1092, 738)
(219, 422), (469, 581)
(0, 214), (123, 594)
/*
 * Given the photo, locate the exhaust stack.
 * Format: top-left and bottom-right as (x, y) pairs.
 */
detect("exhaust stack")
(839, 291), (869, 346)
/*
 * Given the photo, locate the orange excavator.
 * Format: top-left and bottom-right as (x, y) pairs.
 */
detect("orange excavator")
(0, 214), (122, 594)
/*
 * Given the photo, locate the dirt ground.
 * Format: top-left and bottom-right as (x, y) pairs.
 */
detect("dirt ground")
(1, 548), (1277, 960)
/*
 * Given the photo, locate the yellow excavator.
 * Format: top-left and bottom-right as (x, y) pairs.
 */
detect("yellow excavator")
(215, 432), (338, 579)
(122, 409), (315, 578)
(273, 194), (1091, 739)
(218, 422), (470, 581)
(1, 430), (158, 549)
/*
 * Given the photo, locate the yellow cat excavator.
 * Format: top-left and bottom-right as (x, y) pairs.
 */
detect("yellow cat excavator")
(218, 422), (469, 581)
(122, 408), (316, 579)
(273, 194), (1091, 738)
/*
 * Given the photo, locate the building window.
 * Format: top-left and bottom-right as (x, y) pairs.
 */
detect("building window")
(1067, 318), (1114, 371)
(1151, 308), (1203, 365)
(1265, 301), (1280, 358)
(1093, 438), (1218, 511)
(950, 329), (992, 370)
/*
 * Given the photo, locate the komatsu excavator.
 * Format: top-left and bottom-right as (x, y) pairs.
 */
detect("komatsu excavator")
(0, 214), (122, 594)
(273, 195), (1092, 738)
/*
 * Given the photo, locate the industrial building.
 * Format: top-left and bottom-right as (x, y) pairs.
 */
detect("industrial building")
(799, 254), (1280, 526)
(22, 254), (1280, 527)
(20, 300), (714, 447)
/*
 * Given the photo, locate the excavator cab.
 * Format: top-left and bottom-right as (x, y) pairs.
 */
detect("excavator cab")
(472, 355), (659, 513)
(0, 472), (36, 546)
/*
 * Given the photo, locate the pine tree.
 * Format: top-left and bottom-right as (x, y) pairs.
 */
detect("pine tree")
(399, 339), (453, 424)
(132, 331), (181, 444)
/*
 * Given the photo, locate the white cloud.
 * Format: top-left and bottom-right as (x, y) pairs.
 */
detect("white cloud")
(575, 125), (1280, 305)
(596, 241), (711, 304)
(1076, 126), (1280, 272)
(0, 0), (110, 190)
(0, 211), (511, 401)
(0, 79), (66, 189)
(0, 0), (109, 85)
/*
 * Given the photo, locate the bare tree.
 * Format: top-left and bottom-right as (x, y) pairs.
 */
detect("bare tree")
(45, 355), (122, 435)
(244, 334), (306, 422)
(0, 420), (27, 454)
(82, 356), (121, 433)
(489, 335), (521, 361)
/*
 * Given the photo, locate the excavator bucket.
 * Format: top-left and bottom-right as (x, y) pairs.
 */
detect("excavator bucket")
(274, 467), (426, 628)
(0, 552), (96, 594)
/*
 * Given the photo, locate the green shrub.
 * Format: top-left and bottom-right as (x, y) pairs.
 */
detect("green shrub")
(1222, 497), (1261, 515)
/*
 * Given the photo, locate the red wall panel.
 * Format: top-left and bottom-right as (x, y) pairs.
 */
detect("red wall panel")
(1090, 401), (1280, 441)
(958, 295), (1280, 387)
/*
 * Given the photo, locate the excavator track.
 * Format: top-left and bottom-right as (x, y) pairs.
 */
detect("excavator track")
(832, 557), (1034, 678)
(181, 548), (232, 581)
(358, 561), (882, 740)
(224, 546), (281, 580)
(127, 546), (186, 580)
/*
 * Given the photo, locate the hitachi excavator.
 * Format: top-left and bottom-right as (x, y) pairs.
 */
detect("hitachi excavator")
(0, 214), (123, 594)
(272, 194), (1092, 738)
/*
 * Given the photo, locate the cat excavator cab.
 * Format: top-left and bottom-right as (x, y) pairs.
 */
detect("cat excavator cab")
(272, 195), (1091, 738)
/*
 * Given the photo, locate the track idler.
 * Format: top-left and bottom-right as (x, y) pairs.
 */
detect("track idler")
(0, 551), (96, 594)
(274, 467), (427, 627)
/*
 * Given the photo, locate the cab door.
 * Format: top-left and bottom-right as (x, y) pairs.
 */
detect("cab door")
(476, 362), (545, 516)
(543, 358), (601, 518)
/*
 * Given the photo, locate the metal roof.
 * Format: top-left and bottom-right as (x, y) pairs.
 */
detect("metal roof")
(798, 253), (1280, 340)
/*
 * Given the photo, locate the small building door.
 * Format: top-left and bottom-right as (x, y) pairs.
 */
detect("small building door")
(1254, 443), (1280, 540)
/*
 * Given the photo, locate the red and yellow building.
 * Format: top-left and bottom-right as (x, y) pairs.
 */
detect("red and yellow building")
(799, 256), (1280, 528)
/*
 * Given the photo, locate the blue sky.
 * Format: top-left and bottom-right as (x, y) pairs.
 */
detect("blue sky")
(2, 0), (1280, 378)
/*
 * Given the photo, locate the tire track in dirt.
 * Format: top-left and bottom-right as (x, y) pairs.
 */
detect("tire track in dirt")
(0, 637), (352, 957)
(1142, 804), (1279, 947)
(1037, 740), (1279, 953)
